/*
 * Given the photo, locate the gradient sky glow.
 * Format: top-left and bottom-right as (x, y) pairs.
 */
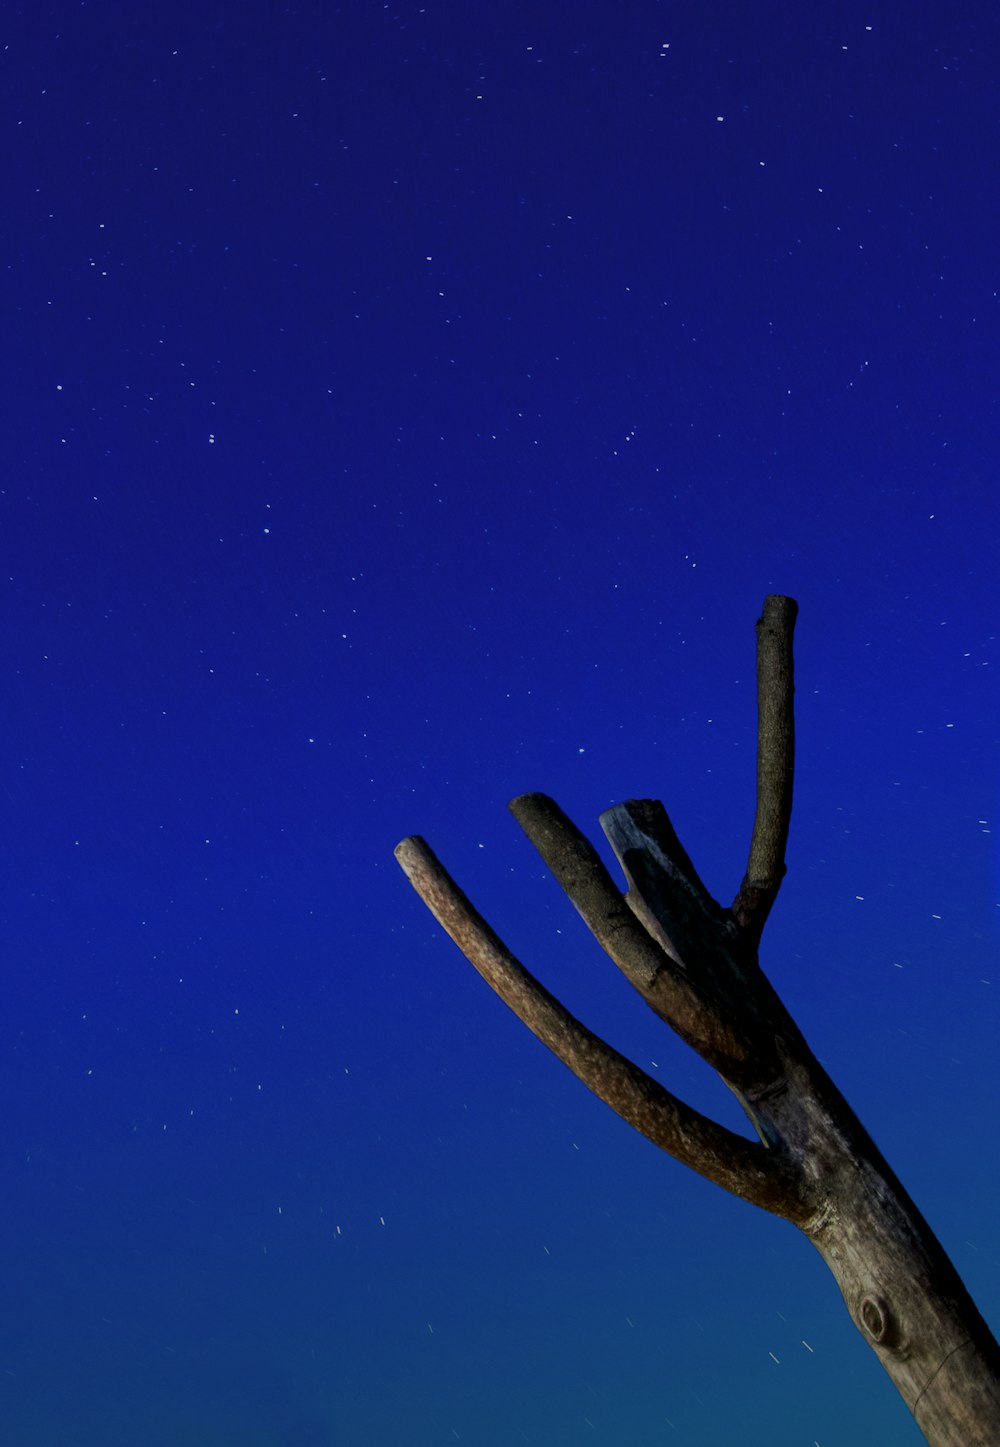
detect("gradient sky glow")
(3, 4), (999, 1445)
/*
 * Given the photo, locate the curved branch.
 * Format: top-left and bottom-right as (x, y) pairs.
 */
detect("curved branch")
(733, 594), (798, 940)
(395, 835), (804, 1218)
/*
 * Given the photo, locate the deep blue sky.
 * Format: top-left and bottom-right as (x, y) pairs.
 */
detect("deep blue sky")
(3, 3), (998, 1444)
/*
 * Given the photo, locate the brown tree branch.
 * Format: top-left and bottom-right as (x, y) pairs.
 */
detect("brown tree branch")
(509, 792), (756, 1075)
(600, 798), (729, 967)
(732, 593), (798, 940)
(394, 834), (802, 1216)
(600, 798), (781, 1076)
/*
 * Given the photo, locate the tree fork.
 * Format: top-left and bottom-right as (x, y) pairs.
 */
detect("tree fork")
(395, 595), (1000, 1445)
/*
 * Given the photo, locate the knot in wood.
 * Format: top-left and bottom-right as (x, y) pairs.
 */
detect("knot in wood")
(859, 1293), (898, 1349)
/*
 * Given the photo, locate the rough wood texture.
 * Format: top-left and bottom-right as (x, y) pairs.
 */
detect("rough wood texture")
(395, 595), (1000, 1445)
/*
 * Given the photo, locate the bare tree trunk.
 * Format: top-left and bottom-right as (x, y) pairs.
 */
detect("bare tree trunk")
(395, 596), (1000, 1445)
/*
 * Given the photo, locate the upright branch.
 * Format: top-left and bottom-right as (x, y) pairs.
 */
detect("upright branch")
(732, 593), (797, 941)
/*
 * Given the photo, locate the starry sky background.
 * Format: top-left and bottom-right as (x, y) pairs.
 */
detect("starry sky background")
(3, 3), (999, 1445)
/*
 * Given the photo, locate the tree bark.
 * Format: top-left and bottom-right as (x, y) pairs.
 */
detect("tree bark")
(395, 595), (1000, 1445)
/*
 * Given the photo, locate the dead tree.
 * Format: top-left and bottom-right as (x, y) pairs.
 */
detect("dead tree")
(395, 595), (1000, 1446)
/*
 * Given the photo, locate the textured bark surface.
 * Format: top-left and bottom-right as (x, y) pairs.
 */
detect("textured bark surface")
(395, 595), (1000, 1445)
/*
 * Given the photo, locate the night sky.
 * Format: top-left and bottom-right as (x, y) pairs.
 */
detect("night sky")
(3, 3), (999, 1444)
